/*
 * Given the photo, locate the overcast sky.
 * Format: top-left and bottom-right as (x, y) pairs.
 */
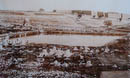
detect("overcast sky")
(0, 0), (130, 14)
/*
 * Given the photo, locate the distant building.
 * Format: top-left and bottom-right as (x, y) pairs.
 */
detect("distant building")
(97, 11), (104, 18)
(105, 13), (108, 18)
(39, 8), (44, 12)
(72, 10), (92, 15)
(55, 10), (72, 14)
(53, 10), (56, 12)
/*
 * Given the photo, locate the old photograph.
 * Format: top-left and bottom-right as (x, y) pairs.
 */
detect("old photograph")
(0, 0), (130, 78)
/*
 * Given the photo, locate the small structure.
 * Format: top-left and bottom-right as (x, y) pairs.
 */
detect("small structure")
(39, 8), (44, 12)
(55, 10), (72, 14)
(72, 10), (82, 14)
(53, 10), (56, 12)
(97, 12), (104, 18)
(100, 71), (130, 78)
(82, 10), (92, 15)
(72, 10), (92, 15)
(104, 20), (112, 26)
(105, 13), (108, 18)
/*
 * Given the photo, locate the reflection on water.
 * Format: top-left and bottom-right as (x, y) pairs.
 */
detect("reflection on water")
(10, 34), (121, 46)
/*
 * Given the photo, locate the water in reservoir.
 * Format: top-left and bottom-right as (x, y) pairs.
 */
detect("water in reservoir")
(10, 34), (121, 46)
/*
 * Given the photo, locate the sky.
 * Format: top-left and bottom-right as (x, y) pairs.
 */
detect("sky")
(0, 0), (130, 14)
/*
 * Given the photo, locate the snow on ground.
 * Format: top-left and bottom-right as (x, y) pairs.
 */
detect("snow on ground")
(1, 11), (130, 30)
(78, 13), (130, 27)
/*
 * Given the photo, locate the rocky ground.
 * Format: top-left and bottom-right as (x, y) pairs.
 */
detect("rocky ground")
(0, 35), (130, 78)
(0, 10), (130, 78)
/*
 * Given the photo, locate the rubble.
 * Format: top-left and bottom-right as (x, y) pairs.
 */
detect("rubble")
(0, 10), (130, 78)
